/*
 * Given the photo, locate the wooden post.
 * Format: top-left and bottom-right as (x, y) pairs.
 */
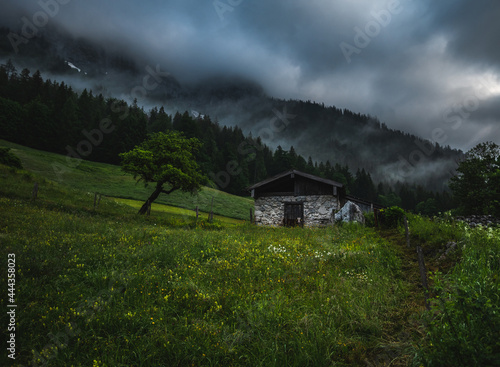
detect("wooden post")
(195, 206), (199, 222)
(374, 209), (378, 228)
(31, 182), (39, 202)
(404, 216), (410, 248)
(94, 193), (98, 211)
(209, 197), (214, 223)
(146, 200), (151, 216)
(250, 208), (253, 223)
(97, 194), (102, 209)
(416, 245), (430, 310)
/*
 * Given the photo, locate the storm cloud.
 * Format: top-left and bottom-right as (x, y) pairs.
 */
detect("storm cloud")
(2, 0), (499, 151)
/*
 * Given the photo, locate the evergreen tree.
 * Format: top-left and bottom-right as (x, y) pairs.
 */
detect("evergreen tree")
(272, 146), (289, 174)
(173, 111), (200, 138)
(306, 156), (315, 174)
(399, 184), (416, 210)
(378, 192), (402, 207)
(0, 97), (24, 141)
(288, 146), (298, 168)
(295, 155), (307, 172)
(23, 97), (53, 150)
(449, 141), (500, 216)
(352, 168), (376, 201)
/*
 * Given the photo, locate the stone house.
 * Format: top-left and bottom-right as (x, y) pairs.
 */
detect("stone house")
(248, 170), (346, 227)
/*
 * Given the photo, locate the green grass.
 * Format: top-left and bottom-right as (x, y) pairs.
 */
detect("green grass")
(409, 215), (500, 366)
(0, 140), (253, 220)
(2, 144), (498, 366)
(403, 213), (467, 252)
(113, 198), (244, 225)
(0, 164), (414, 366)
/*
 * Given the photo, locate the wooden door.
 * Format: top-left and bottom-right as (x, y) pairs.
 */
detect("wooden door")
(284, 203), (304, 227)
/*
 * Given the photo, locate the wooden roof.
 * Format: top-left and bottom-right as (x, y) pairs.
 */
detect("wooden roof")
(248, 169), (344, 190)
(345, 194), (384, 210)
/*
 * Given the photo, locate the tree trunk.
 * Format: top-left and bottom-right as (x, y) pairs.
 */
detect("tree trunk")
(138, 183), (178, 215)
(138, 185), (163, 215)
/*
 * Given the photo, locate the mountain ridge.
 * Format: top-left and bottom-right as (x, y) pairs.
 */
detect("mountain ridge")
(0, 24), (463, 192)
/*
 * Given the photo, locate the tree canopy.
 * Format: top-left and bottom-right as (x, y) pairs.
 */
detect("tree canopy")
(120, 131), (207, 214)
(449, 141), (500, 216)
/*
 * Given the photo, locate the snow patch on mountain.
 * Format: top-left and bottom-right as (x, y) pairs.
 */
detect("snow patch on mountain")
(65, 61), (81, 73)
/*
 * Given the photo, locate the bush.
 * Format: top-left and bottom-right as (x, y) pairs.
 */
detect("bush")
(405, 213), (466, 251)
(363, 211), (375, 227)
(0, 147), (23, 169)
(377, 206), (405, 229)
(414, 228), (500, 366)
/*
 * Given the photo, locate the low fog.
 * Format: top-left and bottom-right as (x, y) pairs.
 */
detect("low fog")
(1, 0), (498, 189)
(3, 0), (500, 150)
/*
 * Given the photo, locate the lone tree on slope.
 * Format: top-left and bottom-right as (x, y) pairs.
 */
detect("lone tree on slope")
(120, 131), (207, 215)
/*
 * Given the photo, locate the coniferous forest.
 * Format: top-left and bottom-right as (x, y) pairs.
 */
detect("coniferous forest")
(0, 61), (454, 214)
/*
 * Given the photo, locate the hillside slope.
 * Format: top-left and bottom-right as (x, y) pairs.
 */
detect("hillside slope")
(0, 25), (463, 192)
(0, 164), (416, 366)
(0, 140), (253, 220)
(1, 148), (497, 366)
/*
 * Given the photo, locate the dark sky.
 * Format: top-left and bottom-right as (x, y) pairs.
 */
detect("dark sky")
(2, 0), (500, 151)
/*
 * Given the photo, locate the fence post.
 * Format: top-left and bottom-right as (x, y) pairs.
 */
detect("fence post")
(31, 182), (39, 202)
(250, 208), (253, 223)
(209, 197), (214, 223)
(94, 193), (98, 211)
(404, 216), (410, 248)
(195, 206), (199, 222)
(416, 245), (430, 310)
(97, 194), (102, 209)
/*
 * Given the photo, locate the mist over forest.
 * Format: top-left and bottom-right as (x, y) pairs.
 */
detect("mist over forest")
(0, 23), (465, 195)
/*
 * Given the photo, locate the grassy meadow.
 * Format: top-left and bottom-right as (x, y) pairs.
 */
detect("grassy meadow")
(0, 140), (253, 220)
(0, 163), (416, 366)
(1, 143), (499, 366)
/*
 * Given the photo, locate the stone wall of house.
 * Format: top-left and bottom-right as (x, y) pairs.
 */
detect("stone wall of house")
(254, 195), (340, 227)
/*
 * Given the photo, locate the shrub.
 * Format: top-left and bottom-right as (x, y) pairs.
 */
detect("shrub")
(405, 213), (466, 251)
(414, 228), (500, 366)
(377, 206), (405, 229)
(0, 147), (23, 169)
(363, 211), (375, 227)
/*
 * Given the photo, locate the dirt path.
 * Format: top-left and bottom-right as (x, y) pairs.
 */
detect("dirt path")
(365, 229), (429, 367)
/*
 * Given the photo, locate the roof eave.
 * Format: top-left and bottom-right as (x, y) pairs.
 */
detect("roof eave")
(247, 169), (344, 191)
